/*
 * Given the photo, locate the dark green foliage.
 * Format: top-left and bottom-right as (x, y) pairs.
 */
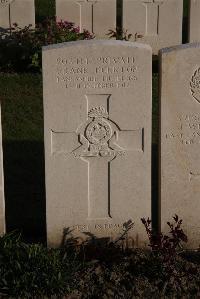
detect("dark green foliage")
(71, 250), (200, 299)
(142, 215), (188, 257)
(1, 73), (43, 141)
(107, 28), (133, 41)
(0, 19), (93, 73)
(0, 231), (81, 298)
(0, 218), (200, 298)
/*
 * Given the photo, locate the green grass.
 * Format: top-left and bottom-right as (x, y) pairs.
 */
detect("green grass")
(0, 74), (45, 241)
(1, 74), (43, 141)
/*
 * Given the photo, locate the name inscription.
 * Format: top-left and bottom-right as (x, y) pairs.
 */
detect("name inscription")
(56, 56), (138, 89)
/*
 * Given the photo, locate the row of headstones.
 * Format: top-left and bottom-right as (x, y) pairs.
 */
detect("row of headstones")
(0, 0), (35, 30)
(2, 0), (200, 54)
(1, 39), (200, 249)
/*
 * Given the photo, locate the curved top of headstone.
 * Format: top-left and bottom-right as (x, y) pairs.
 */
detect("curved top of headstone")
(0, 0), (15, 6)
(43, 40), (152, 53)
(160, 42), (200, 55)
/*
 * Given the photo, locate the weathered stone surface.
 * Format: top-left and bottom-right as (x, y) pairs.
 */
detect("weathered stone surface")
(43, 40), (152, 247)
(160, 43), (200, 249)
(0, 0), (10, 29)
(0, 104), (5, 235)
(0, 0), (35, 30)
(56, 0), (116, 39)
(189, 0), (200, 43)
(123, 0), (183, 55)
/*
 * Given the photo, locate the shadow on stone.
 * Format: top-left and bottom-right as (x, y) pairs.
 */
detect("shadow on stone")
(62, 220), (135, 252)
(3, 140), (159, 245)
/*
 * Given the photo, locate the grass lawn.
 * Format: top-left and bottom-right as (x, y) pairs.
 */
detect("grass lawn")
(1, 74), (43, 142)
(0, 74), (45, 242)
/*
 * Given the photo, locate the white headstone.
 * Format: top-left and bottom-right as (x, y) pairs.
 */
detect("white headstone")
(43, 40), (152, 247)
(0, 104), (5, 235)
(123, 0), (183, 55)
(160, 43), (200, 249)
(0, 0), (35, 30)
(56, 0), (116, 39)
(189, 0), (200, 43)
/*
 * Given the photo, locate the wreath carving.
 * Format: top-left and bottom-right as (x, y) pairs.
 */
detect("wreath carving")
(190, 67), (200, 104)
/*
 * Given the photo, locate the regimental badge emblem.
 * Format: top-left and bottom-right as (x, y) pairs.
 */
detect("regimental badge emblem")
(190, 68), (200, 104)
(73, 106), (125, 159)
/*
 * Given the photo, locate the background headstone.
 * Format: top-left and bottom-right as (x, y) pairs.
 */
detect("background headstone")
(189, 0), (200, 43)
(56, 0), (116, 39)
(0, 104), (5, 235)
(43, 40), (152, 247)
(160, 43), (200, 249)
(123, 0), (183, 55)
(0, 0), (35, 31)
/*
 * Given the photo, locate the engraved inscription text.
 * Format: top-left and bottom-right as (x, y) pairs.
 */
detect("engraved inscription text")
(56, 56), (138, 89)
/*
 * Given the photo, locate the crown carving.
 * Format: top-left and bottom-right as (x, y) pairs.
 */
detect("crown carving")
(88, 106), (108, 118)
(0, 0), (14, 4)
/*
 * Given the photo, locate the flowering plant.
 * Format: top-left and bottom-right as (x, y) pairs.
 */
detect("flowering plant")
(0, 18), (93, 72)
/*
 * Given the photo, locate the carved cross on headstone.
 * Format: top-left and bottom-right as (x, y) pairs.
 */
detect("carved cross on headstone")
(51, 94), (143, 219)
(77, 0), (98, 33)
(143, 0), (164, 36)
(0, 0), (14, 30)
